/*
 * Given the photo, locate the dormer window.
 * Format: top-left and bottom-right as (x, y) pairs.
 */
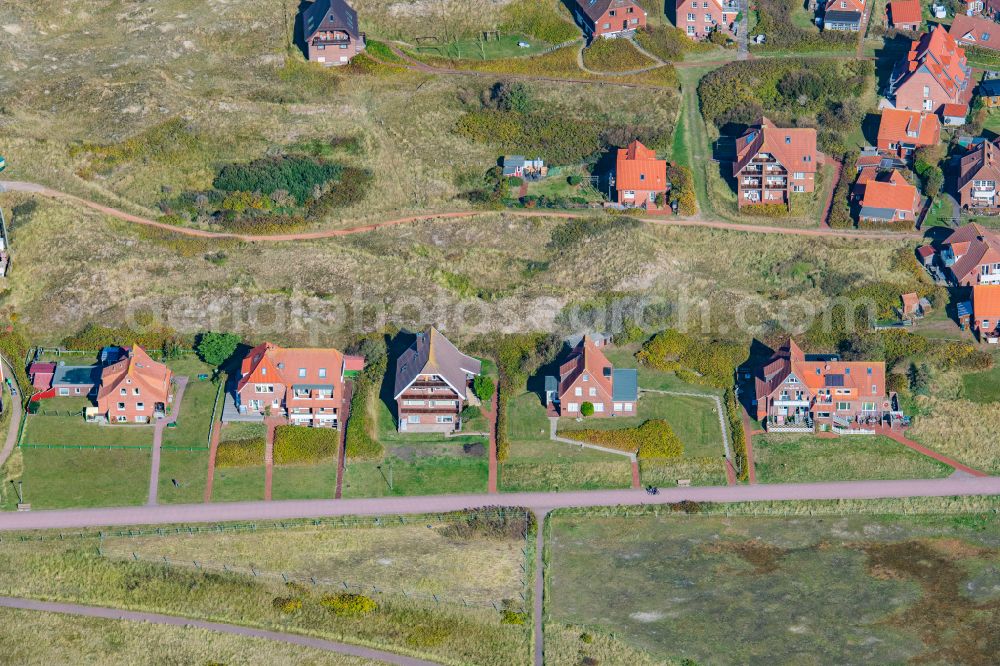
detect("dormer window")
(640, 173), (645, 181)
(785, 136), (791, 144)
(583, 373), (590, 382)
(261, 367), (266, 376)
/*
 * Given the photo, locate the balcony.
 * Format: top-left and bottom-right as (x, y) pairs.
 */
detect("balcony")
(773, 399), (810, 407)
(399, 406), (461, 415)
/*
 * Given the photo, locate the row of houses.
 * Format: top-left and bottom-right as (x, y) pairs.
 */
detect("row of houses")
(28, 329), (641, 432)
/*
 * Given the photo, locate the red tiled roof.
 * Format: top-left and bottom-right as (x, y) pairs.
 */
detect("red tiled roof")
(950, 14), (1000, 51)
(237, 342), (347, 394)
(942, 103), (969, 118)
(733, 117), (817, 177)
(900, 26), (969, 100)
(97, 346), (172, 402)
(943, 223), (1000, 284)
(615, 140), (667, 192)
(859, 170), (919, 213)
(917, 245), (935, 258)
(558, 337), (614, 399)
(973, 285), (1000, 321)
(877, 108), (941, 147)
(889, 0), (921, 25)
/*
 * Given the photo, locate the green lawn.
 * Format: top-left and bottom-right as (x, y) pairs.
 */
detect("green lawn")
(548, 510), (1000, 665)
(558, 392), (724, 458)
(211, 465), (265, 502)
(523, 167), (601, 201)
(753, 434), (953, 483)
(499, 439), (632, 491)
(414, 33), (552, 60)
(157, 449), (209, 504)
(341, 452), (487, 498)
(962, 364), (1000, 403)
(161, 359), (219, 449)
(638, 457), (727, 487)
(271, 459), (339, 500)
(18, 447), (151, 509)
(502, 391), (634, 491)
(21, 414), (154, 448)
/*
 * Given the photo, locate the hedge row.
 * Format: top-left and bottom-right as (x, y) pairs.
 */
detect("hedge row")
(667, 165), (697, 216)
(273, 425), (339, 465)
(344, 374), (385, 461)
(560, 419), (684, 459)
(724, 387), (748, 482)
(740, 202), (789, 218)
(216, 437), (265, 468)
(638, 329), (746, 390)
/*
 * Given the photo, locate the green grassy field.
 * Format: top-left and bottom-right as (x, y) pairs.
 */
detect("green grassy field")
(548, 510), (1000, 664)
(752, 434), (953, 483)
(157, 449), (209, 504)
(962, 364), (1000, 403)
(557, 392), (724, 459)
(272, 458), (340, 500)
(0, 512), (531, 666)
(413, 33), (552, 60)
(160, 358), (219, 449)
(502, 390), (633, 491)
(21, 414), (154, 448)
(17, 447), (151, 509)
(0, 607), (378, 666)
(210, 465), (266, 502)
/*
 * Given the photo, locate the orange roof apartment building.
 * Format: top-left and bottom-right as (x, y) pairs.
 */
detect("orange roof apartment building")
(755, 339), (892, 433)
(876, 108), (941, 159)
(675, 0), (738, 39)
(856, 168), (920, 223)
(235, 343), (363, 428)
(888, 26), (972, 114)
(545, 337), (638, 417)
(96, 346), (174, 425)
(733, 118), (817, 207)
(615, 140), (668, 210)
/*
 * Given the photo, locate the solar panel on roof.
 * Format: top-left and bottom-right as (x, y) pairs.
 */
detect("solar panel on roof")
(825, 374), (845, 387)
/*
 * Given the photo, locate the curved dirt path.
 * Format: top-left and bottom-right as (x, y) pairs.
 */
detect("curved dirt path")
(0, 180), (923, 242)
(0, 596), (440, 666)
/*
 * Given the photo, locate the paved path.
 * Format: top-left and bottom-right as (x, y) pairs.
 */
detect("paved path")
(741, 404), (758, 484)
(148, 376), (188, 506)
(204, 420), (223, 503)
(0, 596), (440, 666)
(336, 381), (354, 500)
(0, 356), (23, 471)
(533, 510), (548, 666)
(3, 476), (1000, 531)
(0, 181), (925, 243)
(264, 417), (281, 501)
(875, 425), (988, 477)
(485, 392), (498, 494)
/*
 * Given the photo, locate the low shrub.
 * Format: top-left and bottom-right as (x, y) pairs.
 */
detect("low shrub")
(501, 609), (528, 625)
(638, 328), (746, 389)
(582, 38), (654, 72)
(344, 367), (386, 461)
(580, 401), (595, 417)
(455, 110), (602, 164)
(440, 508), (532, 540)
(271, 596), (302, 613)
(750, 0), (855, 52)
(473, 374), (496, 402)
(499, 0), (580, 43)
(560, 419), (684, 459)
(320, 592), (378, 616)
(740, 202), (789, 218)
(406, 622), (453, 648)
(62, 322), (183, 352)
(213, 155), (342, 206)
(273, 425), (339, 465)
(547, 216), (641, 252)
(667, 165), (697, 216)
(635, 25), (715, 61)
(215, 438), (265, 468)
(828, 152), (857, 229)
(724, 387), (747, 481)
(858, 219), (916, 232)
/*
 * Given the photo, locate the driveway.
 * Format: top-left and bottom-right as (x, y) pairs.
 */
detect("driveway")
(147, 376), (189, 506)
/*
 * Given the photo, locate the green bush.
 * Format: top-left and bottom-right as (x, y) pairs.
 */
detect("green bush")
(499, 0), (580, 43)
(273, 426), (339, 465)
(215, 438), (265, 467)
(320, 593), (378, 616)
(724, 387), (747, 481)
(667, 165), (698, 216)
(493, 333), (561, 462)
(567, 174), (582, 186)
(473, 374), (496, 402)
(213, 155), (342, 205)
(501, 609), (528, 625)
(560, 419), (684, 459)
(195, 332), (241, 366)
(582, 38), (653, 72)
(345, 370), (386, 462)
(635, 25), (714, 61)
(751, 0), (855, 52)
(62, 322), (182, 352)
(828, 151), (858, 229)
(579, 401), (595, 417)
(272, 596), (302, 613)
(638, 329), (746, 389)
(740, 202), (789, 218)
(455, 110), (602, 164)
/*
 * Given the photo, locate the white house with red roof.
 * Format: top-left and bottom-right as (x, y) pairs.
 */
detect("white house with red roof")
(614, 140), (667, 209)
